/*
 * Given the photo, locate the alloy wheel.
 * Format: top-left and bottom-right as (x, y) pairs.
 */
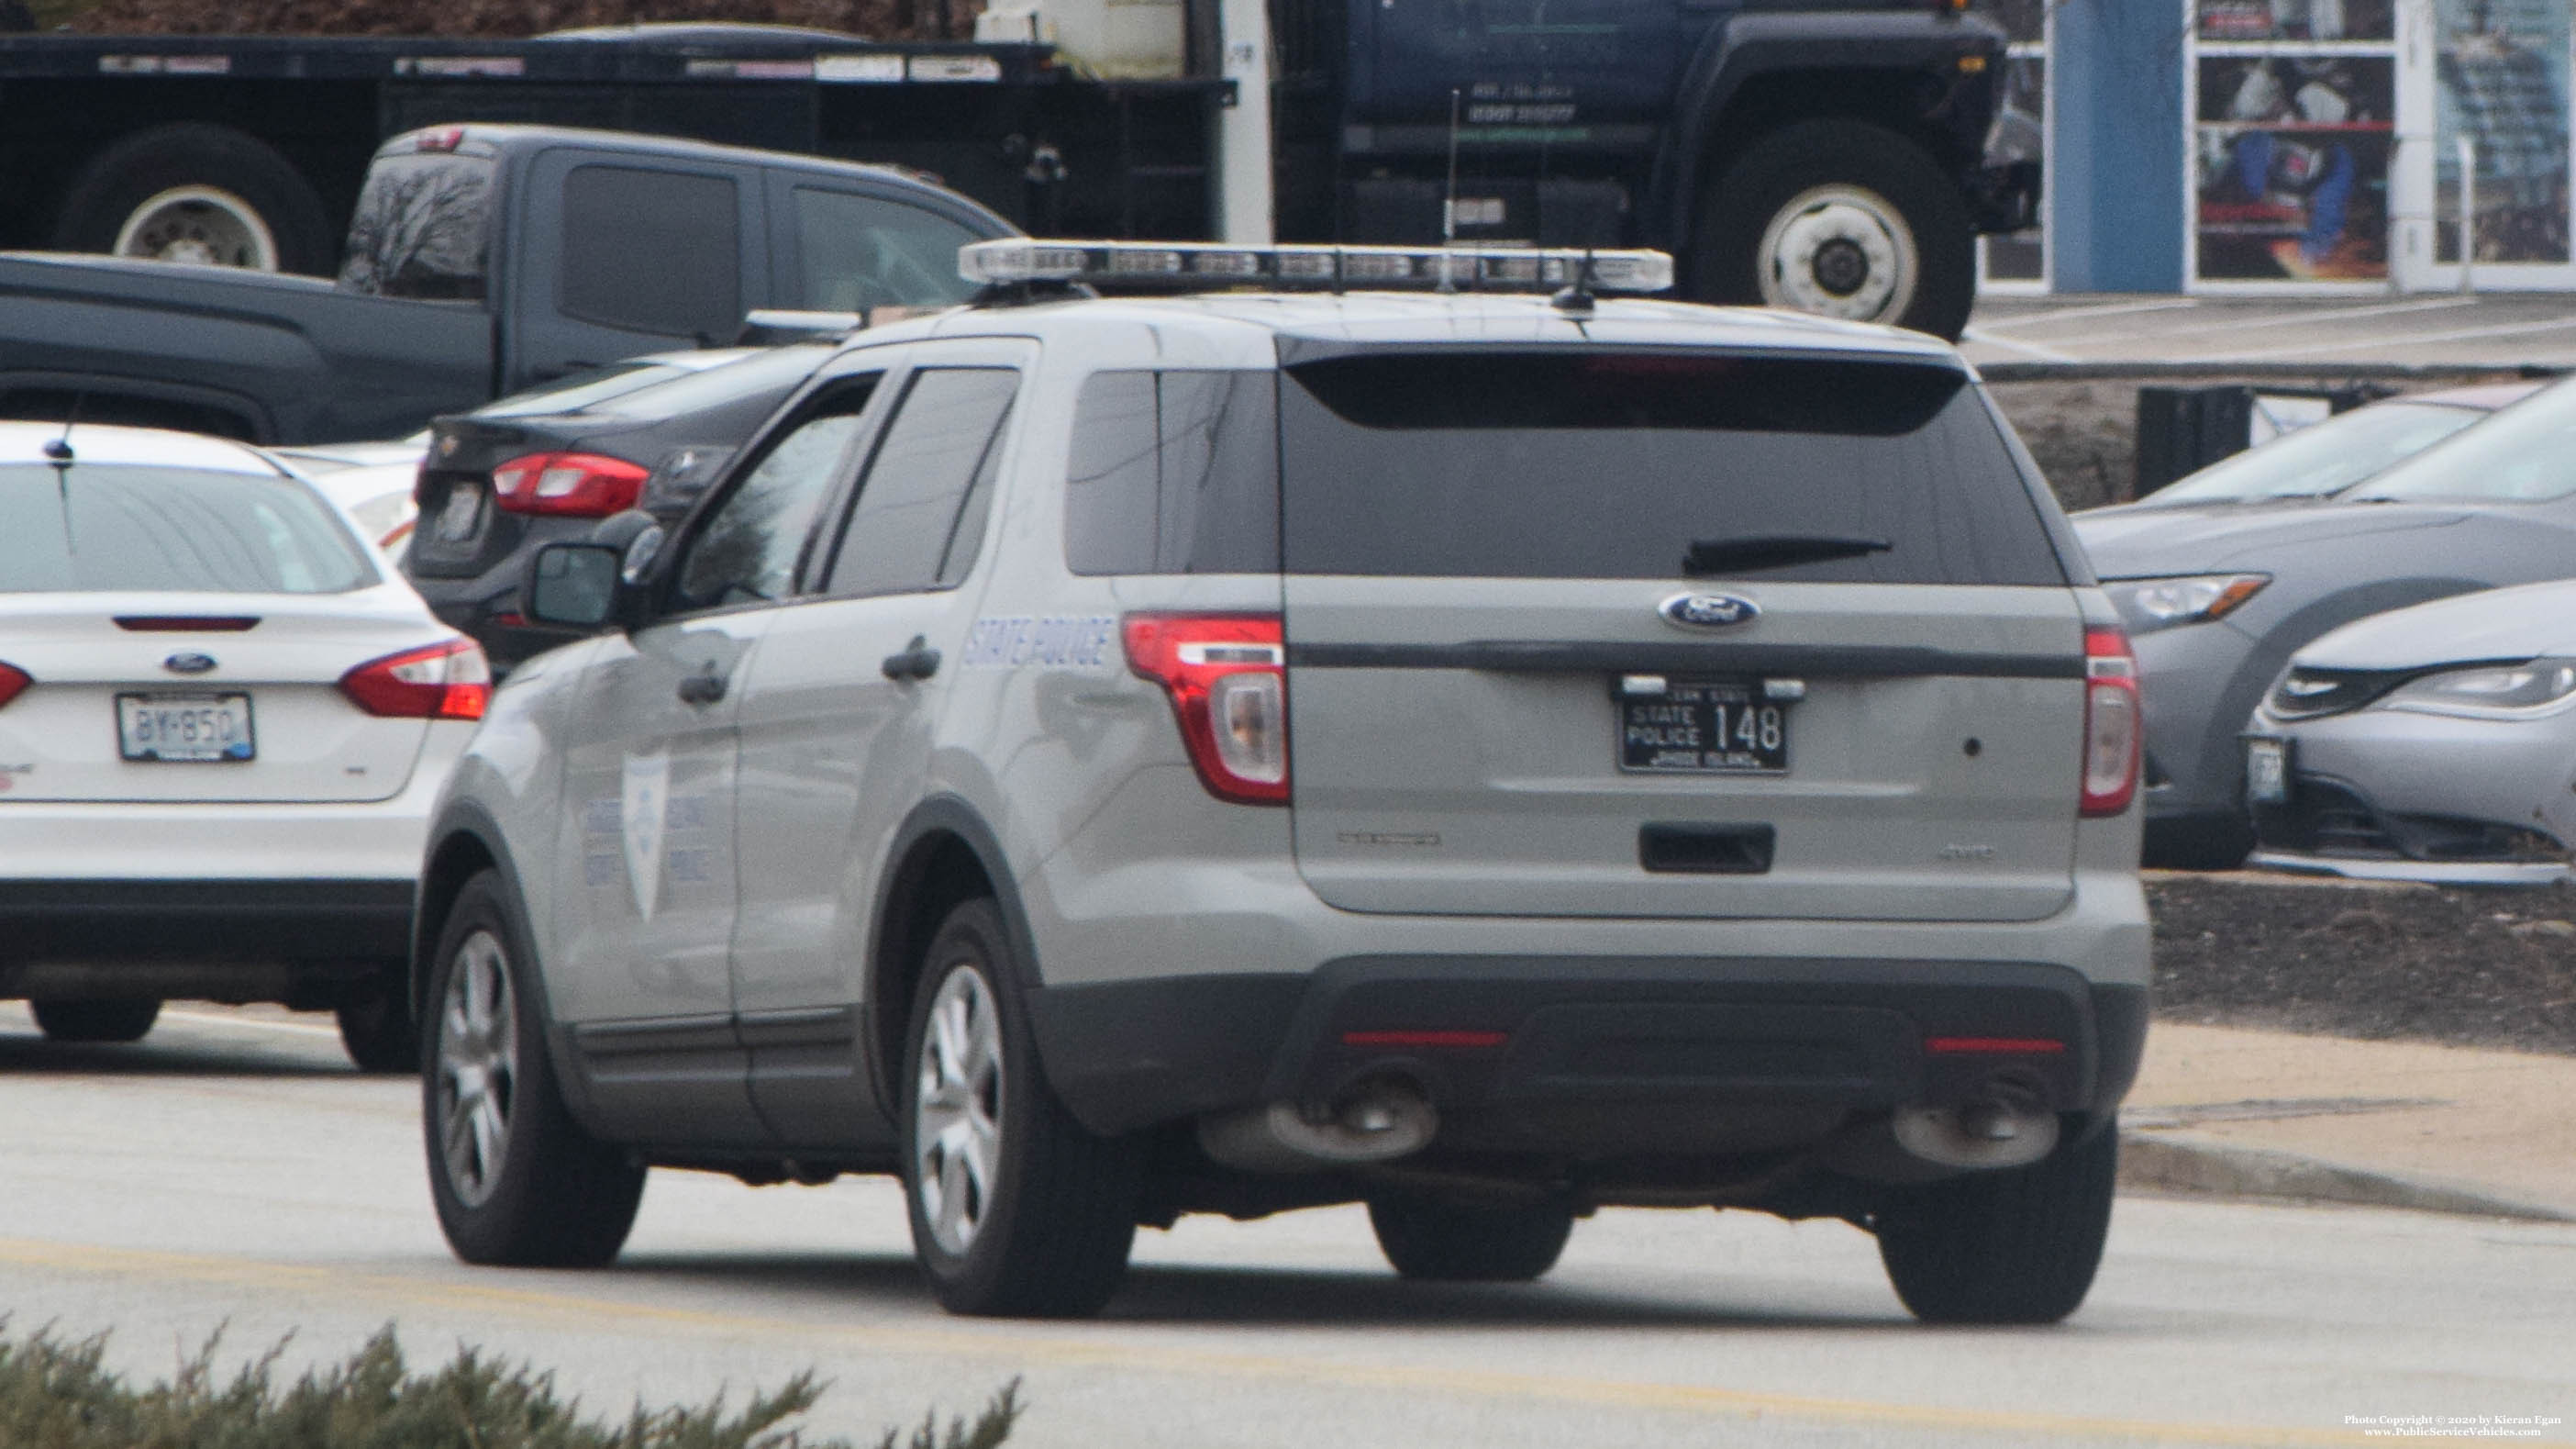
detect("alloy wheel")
(437, 929), (518, 1208)
(913, 965), (1005, 1257)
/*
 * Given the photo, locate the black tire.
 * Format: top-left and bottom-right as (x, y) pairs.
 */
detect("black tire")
(1689, 118), (1977, 340)
(2144, 815), (2256, 872)
(1874, 1124), (2117, 1324)
(29, 998), (161, 1044)
(901, 898), (1143, 1318)
(50, 123), (335, 274)
(1367, 1193), (1575, 1283)
(423, 870), (643, 1268)
(335, 968), (419, 1075)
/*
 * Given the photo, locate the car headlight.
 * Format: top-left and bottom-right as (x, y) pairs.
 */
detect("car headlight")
(2380, 659), (2576, 719)
(2103, 574), (2270, 633)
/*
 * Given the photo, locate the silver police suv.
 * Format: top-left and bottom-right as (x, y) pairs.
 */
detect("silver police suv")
(413, 240), (2150, 1323)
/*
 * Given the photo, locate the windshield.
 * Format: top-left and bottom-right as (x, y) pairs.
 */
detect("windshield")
(0, 464), (375, 593)
(337, 151), (495, 303)
(1279, 351), (2067, 585)
(2141, 401), (2484, 507)
(2351, 377), (2576, 503)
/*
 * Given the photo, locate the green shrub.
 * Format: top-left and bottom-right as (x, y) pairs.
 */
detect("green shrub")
(0, 1324), (1017, 1449)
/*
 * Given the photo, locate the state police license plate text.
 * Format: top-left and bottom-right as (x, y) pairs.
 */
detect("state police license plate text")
(117, 693), (255, 763)
(1617, 680), (1788, 774)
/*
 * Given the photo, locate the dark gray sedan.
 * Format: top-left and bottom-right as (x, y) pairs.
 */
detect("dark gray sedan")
(2073, 378), (2576, 867)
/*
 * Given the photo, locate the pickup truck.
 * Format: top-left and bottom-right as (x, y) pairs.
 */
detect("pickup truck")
(0, 122), (1016, 444)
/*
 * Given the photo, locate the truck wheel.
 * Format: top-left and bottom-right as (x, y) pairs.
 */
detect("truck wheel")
(1690, 118), (1976, 340)
(30, 998), (161, 1043)
(424, 870), (644, 1267)
(1368, 1193), (1575, 1282)
(902, 898), (1143, 1318)
(1874, 1123), (2116, 1324)
(335, 967), (418, 1075)
(50, 124), (335, 275)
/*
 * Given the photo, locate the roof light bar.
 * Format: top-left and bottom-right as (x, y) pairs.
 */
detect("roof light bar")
(959, 239), (1675, 295)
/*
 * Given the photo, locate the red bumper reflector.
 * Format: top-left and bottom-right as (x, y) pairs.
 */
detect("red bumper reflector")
(1926, 1036), (2067, 1055)
(1341, 1030), (1507, 1050)
(115, 616), (260, 631)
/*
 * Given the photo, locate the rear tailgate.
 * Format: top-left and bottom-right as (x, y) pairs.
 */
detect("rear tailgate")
(1278, 347), (2087, 923)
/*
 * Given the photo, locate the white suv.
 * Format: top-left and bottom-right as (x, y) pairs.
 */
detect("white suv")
(413, 241), (2149, 1322)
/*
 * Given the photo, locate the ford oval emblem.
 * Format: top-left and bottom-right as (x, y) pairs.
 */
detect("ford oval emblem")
(162, 652), (217, 675)
(1659, 592), (1760, 630)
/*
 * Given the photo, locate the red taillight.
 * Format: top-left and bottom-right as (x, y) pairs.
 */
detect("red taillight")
(2081, 626), (2140, 818)
(339, 638), (491, 721)
(1926, 1036), (2067, 1055)
(1124, 612), (1288, 805)
(489, 451), (649, 518)
(0, 662), (28, 710)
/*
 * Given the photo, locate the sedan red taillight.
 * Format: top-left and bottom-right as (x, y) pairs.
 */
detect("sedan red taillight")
(0, 662), (28, 710)
(1124, 612), (1289, 805)
(339, 638), (491, 721)
(490, 451), (649, 518)
(2080, 626), (2140, 818)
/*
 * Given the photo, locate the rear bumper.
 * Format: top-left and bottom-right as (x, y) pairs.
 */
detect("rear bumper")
(1028, 955), (2148, 1145)
(0, 877), (413, 990)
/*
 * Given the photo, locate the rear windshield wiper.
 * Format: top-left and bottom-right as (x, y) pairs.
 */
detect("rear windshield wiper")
(1683, 534), (1893, 575)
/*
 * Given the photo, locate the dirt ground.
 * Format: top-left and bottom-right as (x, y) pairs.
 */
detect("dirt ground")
(2149, 874), (2576, 1057)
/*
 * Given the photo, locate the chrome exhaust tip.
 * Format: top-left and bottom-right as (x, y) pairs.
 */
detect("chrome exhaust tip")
(1198, 1076), (1438, 1174)
(1892, 1086), (2060, 1171)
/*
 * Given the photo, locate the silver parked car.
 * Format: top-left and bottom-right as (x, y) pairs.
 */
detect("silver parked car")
(2247, 578), (2576, 886)
(2074, 378), (2576, 868)
(412, 240), (2149, 1325)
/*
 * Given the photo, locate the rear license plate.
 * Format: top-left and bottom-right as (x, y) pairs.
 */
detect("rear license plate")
(1616, 678), (1789, 774)
(117, 693), (255, 763)
(432, 482), (486, 544)
(2245, 734), (2291, 806)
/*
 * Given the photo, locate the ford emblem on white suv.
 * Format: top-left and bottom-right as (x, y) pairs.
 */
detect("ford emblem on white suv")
(1660, 592), (1760, 630)
(161, 652), (217, 674)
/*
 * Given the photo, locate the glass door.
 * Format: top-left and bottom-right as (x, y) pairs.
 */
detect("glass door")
(2189, 0), (2401, 288)
(2397, 0), (2574, 287)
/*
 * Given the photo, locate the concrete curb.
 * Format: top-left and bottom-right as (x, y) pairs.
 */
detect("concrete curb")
(2117, 1131), (2575, 1224)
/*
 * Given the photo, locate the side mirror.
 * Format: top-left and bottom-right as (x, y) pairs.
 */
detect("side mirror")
(526, 542), (624, 630)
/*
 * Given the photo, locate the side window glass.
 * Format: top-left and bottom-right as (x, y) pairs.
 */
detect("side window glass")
(825, 368), (1019, 597)
(793, 189), (980, 314)
(561, 165), (741, 339)
(673, 382), (878, 611)
(1065, 370), (1278, 575)
(1064, 372), (1158, 575)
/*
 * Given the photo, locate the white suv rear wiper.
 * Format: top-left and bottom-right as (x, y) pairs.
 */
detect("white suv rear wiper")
(1683, 534), (1893, 575)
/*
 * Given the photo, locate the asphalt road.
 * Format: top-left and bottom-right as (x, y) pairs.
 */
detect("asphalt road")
(1, 1004), (2570, 1448)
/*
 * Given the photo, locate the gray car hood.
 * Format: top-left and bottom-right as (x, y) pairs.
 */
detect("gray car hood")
(2295, 577), (2576, 670)
(2072, 502), (2468, 578)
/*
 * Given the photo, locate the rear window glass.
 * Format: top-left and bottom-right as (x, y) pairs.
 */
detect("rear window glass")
(0, 465), (374, 594)
(1064, 370), (1278, 574)
(1279, 351), (2067, 585)
(338, 152), (494, 302)
(472, 361), (683, 419)
(584, 345), (829, 420)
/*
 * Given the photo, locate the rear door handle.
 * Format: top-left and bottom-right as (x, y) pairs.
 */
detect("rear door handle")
(677, 670), (729, 705)
(881, 635), (941, 682)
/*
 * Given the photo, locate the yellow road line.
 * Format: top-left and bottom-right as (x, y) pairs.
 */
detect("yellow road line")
(0, 1235), (2371, 1446)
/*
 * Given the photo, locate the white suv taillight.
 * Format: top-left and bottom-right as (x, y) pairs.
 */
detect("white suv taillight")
(0, 662), (28, 710)
(339, 638), (492, 721)
(2081, 626), (2140, 818)
(1124, 613), (1289, 805)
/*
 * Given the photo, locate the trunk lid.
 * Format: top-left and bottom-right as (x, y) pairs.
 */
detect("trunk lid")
(1277, 346), (2090, 923)
(0, 592), (440, 803)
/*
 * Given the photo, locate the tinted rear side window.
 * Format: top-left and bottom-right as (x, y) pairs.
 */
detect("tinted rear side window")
(561, 165), (741, 340)
(1064, 370), (1278, 574)
(1279, 351), (2066, 585)
(0, 465), (373, 594)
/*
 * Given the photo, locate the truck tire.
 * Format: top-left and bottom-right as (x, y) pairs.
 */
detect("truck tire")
(335, 966), (419, 1075)
(1368, 1193), (1575, 1282)
(30, 998), (161, 1043)
(424, 870), (645, 1268)
(1873, 1123), (2117, 1324)
(1690, 118), (1976, 340)
(50, 124), (335, 275)
(902, 898), (1144, 1318)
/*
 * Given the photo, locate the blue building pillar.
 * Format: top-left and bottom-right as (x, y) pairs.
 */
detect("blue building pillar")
(2050, 0), (2188, 292)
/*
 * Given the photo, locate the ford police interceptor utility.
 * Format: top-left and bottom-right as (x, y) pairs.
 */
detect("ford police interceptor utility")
(410, 239), (2150, 1322)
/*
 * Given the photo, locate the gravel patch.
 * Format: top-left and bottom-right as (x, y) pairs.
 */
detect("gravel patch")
(2148, 872), (2576, 1056)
